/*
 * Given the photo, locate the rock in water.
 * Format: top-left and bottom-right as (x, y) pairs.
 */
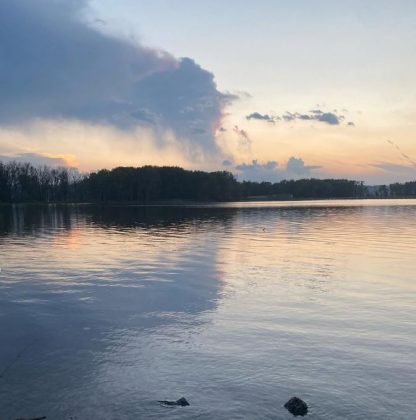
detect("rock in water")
(158, 397), (190, 407)
(15, 417), (47, 420)
(284, 397), (308, 416)
(176, 397), (190, 406)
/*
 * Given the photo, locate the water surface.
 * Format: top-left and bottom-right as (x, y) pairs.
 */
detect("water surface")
(0, 200), (415, 419)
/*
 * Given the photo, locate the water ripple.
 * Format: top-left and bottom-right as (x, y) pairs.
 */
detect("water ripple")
(0, 200), (415, 419)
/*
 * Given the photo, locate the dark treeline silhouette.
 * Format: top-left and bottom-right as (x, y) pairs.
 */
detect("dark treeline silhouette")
(0, 161), (74, 203)
(389, 181), (416, 198)
(0, 161), (415, 203)
(76, 166), (238, 202)
(240, 178), (367, 200)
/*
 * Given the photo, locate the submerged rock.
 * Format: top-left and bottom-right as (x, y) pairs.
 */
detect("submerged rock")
(15, 417), (47, 420)
(158, 397), (190, 407)
(284, 397), (308, 416)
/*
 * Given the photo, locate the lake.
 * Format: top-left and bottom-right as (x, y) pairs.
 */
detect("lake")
(0, 200), (415, 419)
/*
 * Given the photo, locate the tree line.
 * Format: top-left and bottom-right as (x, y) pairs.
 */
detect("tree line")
(0, 161), (414, 203)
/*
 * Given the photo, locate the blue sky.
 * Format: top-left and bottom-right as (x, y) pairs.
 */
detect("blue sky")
(91, 0), (416, 94)
(1, 0), (415, 183)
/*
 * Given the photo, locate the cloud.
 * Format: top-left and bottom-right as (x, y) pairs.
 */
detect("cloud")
(385, 139), (416, 167)
(0, 0), (235, 156)
(371, 162), (416, 175)
(0, 0), (172, 124)
(286, 156), (321, 175)
(246, 112), (276, 124)
(0, 119), (195, 172)
(222, 159), (233, 167)
(235, 160), (279, 182)
(315, 112), (342, 125)
(235, 157), (321, 182)
(283, 113), (311, 122)
(283, 110), (343, 125)
(0, 152), (73, 167)
(130, 58), (236, 154)
(233, 125), (252, 153)
(246, 109), (352, 126)
(368, 162), (416, 183)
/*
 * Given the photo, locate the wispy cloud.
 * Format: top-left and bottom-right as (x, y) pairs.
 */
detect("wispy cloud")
(369, 162), (416, 183)
(233, 126), (252, 153)
(283, 110), (343, 125)
(0, 152), (73, 167)
(385, 139), (416, 167)
(245, 109), (352, 126)
(246, 112), (277, 124)
(222, 159), (233, 167)
(371, 162), (416, 174)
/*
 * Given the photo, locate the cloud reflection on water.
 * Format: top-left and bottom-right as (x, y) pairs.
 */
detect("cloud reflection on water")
(0, 202), (415, 418)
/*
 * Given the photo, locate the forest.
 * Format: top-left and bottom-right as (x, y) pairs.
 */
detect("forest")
(0, 161), (414, 203)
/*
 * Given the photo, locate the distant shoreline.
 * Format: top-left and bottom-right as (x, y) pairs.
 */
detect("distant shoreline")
(1, 162), (415, 203)
(2, 196), (416, 207)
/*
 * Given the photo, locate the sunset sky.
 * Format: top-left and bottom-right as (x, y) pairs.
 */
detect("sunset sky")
(1, 0), (415, 184)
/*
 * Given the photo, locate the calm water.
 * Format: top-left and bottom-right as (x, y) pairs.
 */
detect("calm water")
(0, 200), (415, 419)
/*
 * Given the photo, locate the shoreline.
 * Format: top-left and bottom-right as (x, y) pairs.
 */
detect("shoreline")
(1, 196), (416, 207)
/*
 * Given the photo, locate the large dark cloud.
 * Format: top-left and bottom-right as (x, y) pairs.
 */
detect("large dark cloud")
(129, 58), (235, 154)
(0, 0), (234, 154)
(234, 157), (321, 182)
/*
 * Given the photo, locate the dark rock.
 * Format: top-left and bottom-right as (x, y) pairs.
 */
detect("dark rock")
(176, 397), (190, 406)
(284, 397), (308, 416)
(158, 397), (190, 407)
(15, 417), (47, 420)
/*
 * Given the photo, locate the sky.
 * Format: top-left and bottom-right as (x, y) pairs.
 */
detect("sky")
(1, 0), (416, 184)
